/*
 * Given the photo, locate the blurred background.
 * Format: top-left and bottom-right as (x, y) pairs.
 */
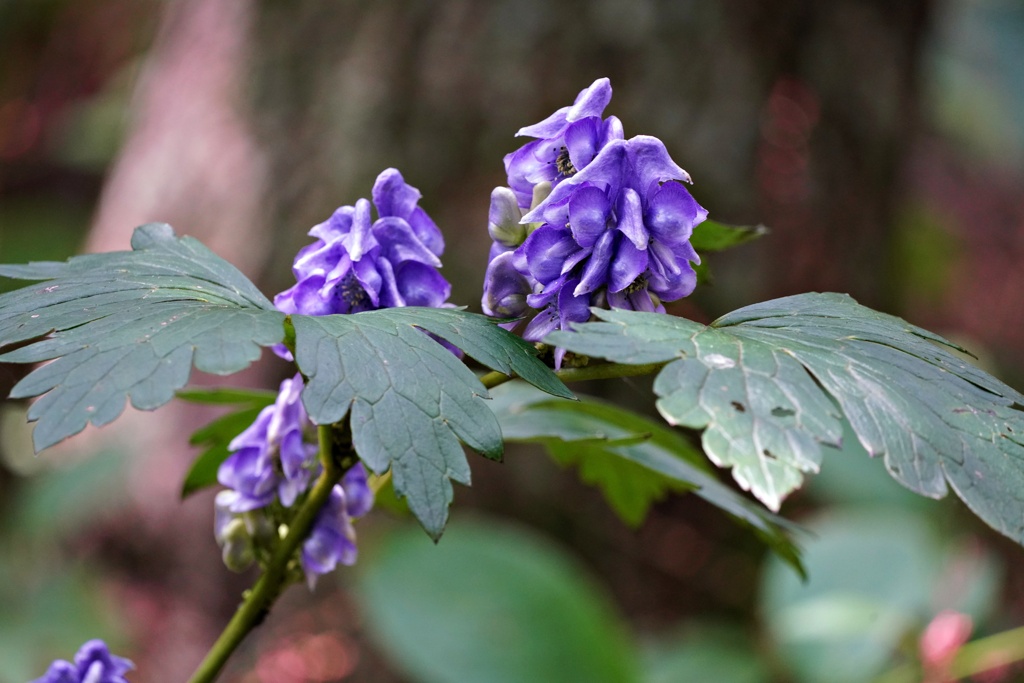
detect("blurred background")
(2, 0), (1024, 681)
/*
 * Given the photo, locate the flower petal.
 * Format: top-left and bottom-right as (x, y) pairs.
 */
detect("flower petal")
(340, 198), (377, 262)
(372, 217), (442, 267)
(523, 139), (628, 223)
(615, 187), (648, 249)
(626, 135), (692, 192)
(394, 261), (452, 308)
(564, 117), (601, 172)
(372, 168), (421, 219)
(646, 180), (706, 247)
(566, 77), (612, 121)
(568, 185), (610, 248)
(574, 229), (616, 295)
(523, 225), (580, 284)
(516, 106), (571, 138)
(608, 237), (649, 293)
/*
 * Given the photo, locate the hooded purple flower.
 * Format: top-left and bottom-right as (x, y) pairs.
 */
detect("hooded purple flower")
(275, 168), (450, 317)
(215, 373), (375, 584)
(482, 81), (707, 367)
(32, 640), (133, 683)
(504, 78), (623, 209)
(218, 374), (317, 511)
(299, 463), (372, 587)
(520, 135), (706, 312)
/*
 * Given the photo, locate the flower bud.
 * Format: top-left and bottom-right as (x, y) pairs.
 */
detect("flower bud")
(487, 187), (526, 248)
(219, 518), (256, 572)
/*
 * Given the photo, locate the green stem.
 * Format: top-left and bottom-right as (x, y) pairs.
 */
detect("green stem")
(479, 361), (666, 391)
(187, 424), (348, 683)
(874, 624), (1024, 683)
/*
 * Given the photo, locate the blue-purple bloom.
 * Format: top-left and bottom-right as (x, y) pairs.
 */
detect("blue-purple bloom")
(216, 168), (453, 585)
(503, 77), (623, 210)
(482, 79), (706, 366)
(275, 168), (450, 317)
(215, 374), (375, 585)
(219, 375), (316, 511)
(32, 640), (133, 683)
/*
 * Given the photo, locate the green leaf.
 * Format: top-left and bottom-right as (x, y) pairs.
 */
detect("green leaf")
(357, 518), (640, 683)
(175, 386), (278, 405)
(690, 219), (769, 252)
(0, 223), (286, 451)
(489, 382), (803, 571)
(181, 405), (272, 498)
(548, 293), (1024, 549)
(291, 307), (571, 539)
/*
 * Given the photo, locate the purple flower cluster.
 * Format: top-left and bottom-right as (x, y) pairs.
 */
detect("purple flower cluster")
(216, 169), (453, 586)
(32, 640), (133, 683)
(482, 78), (707, 365)
(274, 168), (450, 317)
(216, 374), (375, 586)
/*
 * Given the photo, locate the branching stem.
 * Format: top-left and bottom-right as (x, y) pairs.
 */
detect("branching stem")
(187, 424), (347, 683)
(188, 360), (657, 681)
(479, 361), (667, 390)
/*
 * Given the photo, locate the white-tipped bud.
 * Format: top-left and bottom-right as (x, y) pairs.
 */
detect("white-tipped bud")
(530, 181), (553, 210)
(220, 518), (255, 572)
(488, 187), (526, 248)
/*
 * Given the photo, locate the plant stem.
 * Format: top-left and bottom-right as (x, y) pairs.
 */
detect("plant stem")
(479, 361), (666, 391)
(187, 424), (347, 683)
(874, 624), (1024, 683)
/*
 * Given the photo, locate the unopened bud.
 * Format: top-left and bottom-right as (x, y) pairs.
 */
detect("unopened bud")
(488, 187), (526, 248)
(220, 518), (255, 572)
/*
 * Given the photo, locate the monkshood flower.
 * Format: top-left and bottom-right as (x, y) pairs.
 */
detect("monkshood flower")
(218, 374), (316, 510)
(216, 374), (375, 584)
(503, 77), (623, 209)
(300, 465), (374, 588)
(274, 168), (450, 317)
(519, 135), (706, 316)
(483, 80), (707, 367)
(32, 640), (133, 683)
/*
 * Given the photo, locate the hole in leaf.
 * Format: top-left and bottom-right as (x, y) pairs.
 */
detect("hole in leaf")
(771, 407), (795, 418)
(731, 401), (746, 412)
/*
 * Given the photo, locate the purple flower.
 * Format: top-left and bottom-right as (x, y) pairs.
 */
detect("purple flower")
(215, 373), (375, 584)
(218, 374), (317, 511)
(275, 168), (451, 317)
(482, 80), (707, 367)
(32, 640), (133, 683)
(520, 135), (706, 310)
(504, 78), (623, 209)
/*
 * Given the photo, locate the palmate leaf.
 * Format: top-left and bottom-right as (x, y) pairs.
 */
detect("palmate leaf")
(0, 223), (286, 450)
(292, 309), (573, 539)
(547, 293), (1024, 547)
(489, 382), (803, 572)
(0, 225), (571, 540)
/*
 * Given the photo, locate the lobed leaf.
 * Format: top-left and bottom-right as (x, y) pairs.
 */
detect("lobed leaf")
(489, 382), (803, 572)
(292, 308), (571, 539)
(547, 293), (1024, 548)
(0, 224), (286, 451)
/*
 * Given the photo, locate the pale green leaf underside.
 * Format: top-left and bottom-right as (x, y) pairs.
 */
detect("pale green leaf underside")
(0, 223), (285, 450)
(293, 309), (571, 539)
(489, 382), (802, 570)
(548, 293), (1024, 547)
